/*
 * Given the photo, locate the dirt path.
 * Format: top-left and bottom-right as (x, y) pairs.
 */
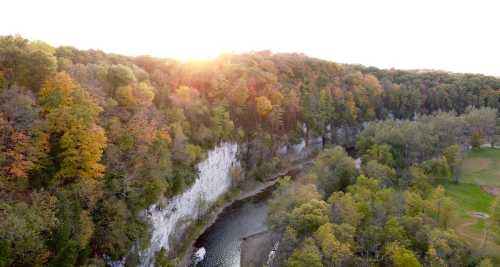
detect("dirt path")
(455, 219), (500, 255)
(456, 220), (482, 243)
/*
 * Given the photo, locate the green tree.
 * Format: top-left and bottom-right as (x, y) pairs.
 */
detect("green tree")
(385, 242), (422, 267)
(314, 223), (353, 266)
(426, 229), (469, 266)
(427, 186), (458, 229)
(210, 105), (234, 142)
(0, 192), (58, 266)
(421, 157), (451, 179)
(442, 144), (462, 183)
(0, 35), (56, 91)
(470, 129), (482, 149)
(362, 160), (397, 187)
(289, 199), (329, 235)
(328, 191), (363, 227)
(267, 177), (321, 230)
(284, 238), (323, 267)
(313, 146), (357, 197)
(107, 64), (136, 88)
(362, 144), (395, 167)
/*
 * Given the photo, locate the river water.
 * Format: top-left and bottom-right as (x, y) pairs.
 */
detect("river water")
(194, 186), (274, 267)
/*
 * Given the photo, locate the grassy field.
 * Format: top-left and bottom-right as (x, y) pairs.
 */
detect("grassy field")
(439, 148), (500, 262)
(441, 181), (494, 216)
(460, 148), (500, 186)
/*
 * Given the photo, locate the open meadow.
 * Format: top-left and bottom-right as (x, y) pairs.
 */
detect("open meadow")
(442, 148), (500, 262)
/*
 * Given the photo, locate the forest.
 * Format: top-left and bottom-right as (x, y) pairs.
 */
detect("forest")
(1, 34), (500, 266)
(267, 109), (500, 266)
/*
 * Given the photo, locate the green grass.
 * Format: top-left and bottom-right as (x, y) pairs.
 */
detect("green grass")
(460, 148), (500, 186)
(440, 181), (494, 216)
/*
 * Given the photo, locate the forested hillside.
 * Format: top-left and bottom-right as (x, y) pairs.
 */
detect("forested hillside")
(267, 109), (500, 266)
(1, 35), (500, 266)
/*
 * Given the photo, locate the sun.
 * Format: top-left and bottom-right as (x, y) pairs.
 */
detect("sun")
(165, 45), (226, 62)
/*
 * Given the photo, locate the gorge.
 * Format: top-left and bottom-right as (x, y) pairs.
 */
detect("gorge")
(2, 35), (500, 267)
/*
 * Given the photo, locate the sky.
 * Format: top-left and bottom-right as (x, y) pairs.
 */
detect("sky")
(1, 0), (499, 76)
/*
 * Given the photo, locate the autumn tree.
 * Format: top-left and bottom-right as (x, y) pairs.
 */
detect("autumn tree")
(38, 72), (107, 205)
(314, 223), (354, 266)
(255, 95), (273, 118)
(284, 238), (323, 267)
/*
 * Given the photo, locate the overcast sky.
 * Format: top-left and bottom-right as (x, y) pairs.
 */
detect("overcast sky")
(1, 0), (499, 76)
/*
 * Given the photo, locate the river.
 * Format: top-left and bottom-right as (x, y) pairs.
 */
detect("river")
(193, 184), (275, 267)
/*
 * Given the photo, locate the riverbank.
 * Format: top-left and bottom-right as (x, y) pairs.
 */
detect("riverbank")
(177, 160), (311, 267)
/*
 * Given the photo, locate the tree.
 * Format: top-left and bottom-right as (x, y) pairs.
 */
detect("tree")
(210, 105), (234, 142)
(0, 191), (58, 266)
(94, 198), (132, 260)
(463, 107), (497, 146)
(0, 35), (56, 91)
(267, 178), (321, 230)
(328, 192), (363, 227)
(313, 146), (357, 197)
(442, 144), (462, 183)
(284, 238), (323, 267)
(362, 160), (397, 187)
(0, 87), (39, 130)
(427, 186), (458, 229)
(314, 223), (353, 266)
(0, 113), (38, 191)
(385, 242), (421, 267)
(426, 229), (470, 266)
(39, 72), (107, 207)
(107, 64), (136, 88)
(289, 199), (329, 235)
(470, 129), (482, 149)
(408, 166), (432, 197)
(362, 144), (395, 167)
(383, 217), (410, 247)
(255, 96), (273, 118)
(421, 157), (451, 180)
(115, 82), (155, 109)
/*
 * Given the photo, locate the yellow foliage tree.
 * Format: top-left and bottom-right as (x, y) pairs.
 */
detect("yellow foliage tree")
(256, 95), (273, 118)
(39, 72), (107, 184)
